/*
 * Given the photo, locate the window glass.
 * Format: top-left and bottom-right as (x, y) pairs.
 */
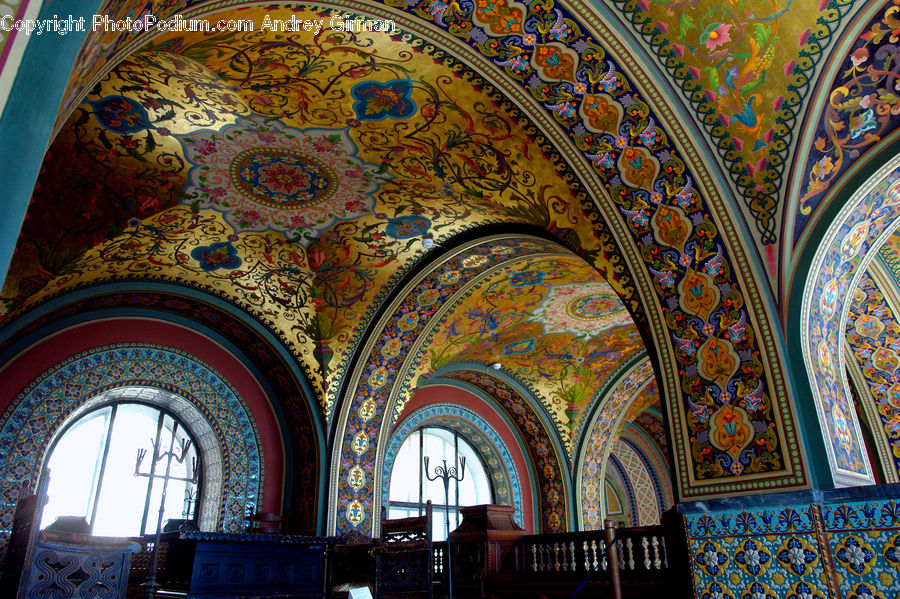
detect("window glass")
(42, 408), (110, 528)
(387, 426), (493, 541)
(41, 402), (200, 537)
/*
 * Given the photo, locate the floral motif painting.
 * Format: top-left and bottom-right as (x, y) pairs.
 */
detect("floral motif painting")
(180, 116), (385, 242)
(416, 255), (645, 448)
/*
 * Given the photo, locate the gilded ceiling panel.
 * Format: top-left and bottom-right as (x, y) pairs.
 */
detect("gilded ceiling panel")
(414, 254), (645, 450)
(2, 8), (633, 414)
(607, 0), (857, 252)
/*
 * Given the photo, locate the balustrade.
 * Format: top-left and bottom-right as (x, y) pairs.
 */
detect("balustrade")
(445, 505), (690, 599)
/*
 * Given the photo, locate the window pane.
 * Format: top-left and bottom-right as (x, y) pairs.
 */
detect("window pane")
(42, 401), (201, 538)
(93, 403), (159, 536)
(422, 429), (454, 506)
(388, 431), (420, 504)
(142, 415), (198, 533)
(41, 408), (111, 529)
(457, 437), (491, 505)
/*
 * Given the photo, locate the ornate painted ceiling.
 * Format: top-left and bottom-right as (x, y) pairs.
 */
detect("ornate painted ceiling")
(4, 0), (899, 508)
(411, 254), (644, 451)
(0, 4), (646, 427)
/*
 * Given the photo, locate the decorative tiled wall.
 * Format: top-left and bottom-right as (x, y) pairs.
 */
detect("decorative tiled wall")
(824, 498), (900, 596)
(684, 488), (900, 598)
(0, 344), (263, 563)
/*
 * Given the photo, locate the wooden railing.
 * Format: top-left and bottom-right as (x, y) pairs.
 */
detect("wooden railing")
(447, 505), (691, 599)
(517, 522), (674, 598)
(523, 528), (615, 576)
(433, 541), (448, 576)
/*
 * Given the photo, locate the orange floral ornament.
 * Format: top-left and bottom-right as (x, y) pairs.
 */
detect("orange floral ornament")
(580, 93), (623, 134)
(698, 336), (740, 389)
(531, 43), (578, 82)
(679, 268), (721, 323)
(709, 404), (753, 475)
(651, 204), (692, 253)
(471, 0), (526, 36)
(617, 145), (659, 190)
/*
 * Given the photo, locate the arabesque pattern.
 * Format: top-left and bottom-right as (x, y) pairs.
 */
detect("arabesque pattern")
(845, 271), (900, 480)
(806, 166), (900, 483)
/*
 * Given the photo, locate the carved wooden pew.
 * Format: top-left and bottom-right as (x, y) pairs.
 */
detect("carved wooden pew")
(373, 502), (433, 599)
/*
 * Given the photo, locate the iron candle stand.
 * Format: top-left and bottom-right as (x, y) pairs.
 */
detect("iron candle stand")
(424, 455), (465, 599)
(134, 429), (199, 599)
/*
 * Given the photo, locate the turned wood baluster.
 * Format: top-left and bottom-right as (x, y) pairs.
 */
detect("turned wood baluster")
(652, 535), (662, 569)
(604, 520), (622, 599)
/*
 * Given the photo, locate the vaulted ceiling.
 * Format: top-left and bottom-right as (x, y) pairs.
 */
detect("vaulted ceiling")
(2, 0), (898, 502)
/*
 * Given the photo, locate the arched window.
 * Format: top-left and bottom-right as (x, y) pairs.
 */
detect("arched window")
(40, 402), (201, 537)
(387, 427), (492, 540)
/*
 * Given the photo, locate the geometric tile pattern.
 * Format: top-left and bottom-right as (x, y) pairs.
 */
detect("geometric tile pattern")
(612, 439), (659, 526)
(824, 498), (900, 597)
(685, 495), (900, 598)
(622, 424), (673, 513)
(686, 504), (832, 599)
(579, 361), (654, 530)
(0, 344), (262, 562)
(606, 455), (637, 528)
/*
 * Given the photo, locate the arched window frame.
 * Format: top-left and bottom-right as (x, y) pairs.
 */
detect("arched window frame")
(386, 425), (494, 540)
(40, 400), (204, 536)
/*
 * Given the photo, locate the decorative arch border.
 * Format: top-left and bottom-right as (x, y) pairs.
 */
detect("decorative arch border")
(611, 438), (659, 526)
(843, 266), (900, 482)
(606, 455), (637, 528)
(376, 249), (618, 460)
(0, 344), (262, 551)
(0, 285), (325, 532)
(329, 234), (569, 535)
(379, 403), (525, 530)
(54, 385), (225, 533)
(443, 369), (569, 534)
(621, 423), (673, 514)
(576, 357), (655, 530)
(801, 157), (900, 485)
(620, 432), (667, 524)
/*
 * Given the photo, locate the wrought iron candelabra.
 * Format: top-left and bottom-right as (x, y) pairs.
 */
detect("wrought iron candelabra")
(424, 455), (465, 599)
(134, 433), (199, 599)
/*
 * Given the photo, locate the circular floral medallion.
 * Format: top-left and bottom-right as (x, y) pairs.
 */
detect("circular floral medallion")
(181, 115), (385, 244)
(230, 149), (334, 208)
(529, 282), (632, 338)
